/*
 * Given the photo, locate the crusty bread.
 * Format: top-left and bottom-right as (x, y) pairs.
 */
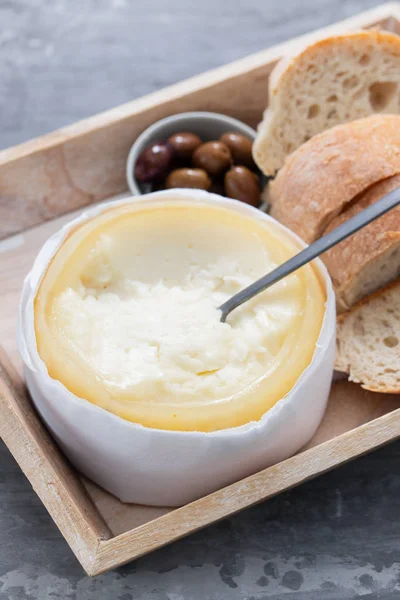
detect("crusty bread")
(322, 175), (400, 313)
(268, 114), (400, 243)
(336, 280), (400, 393)
(253, 30), (400, 175)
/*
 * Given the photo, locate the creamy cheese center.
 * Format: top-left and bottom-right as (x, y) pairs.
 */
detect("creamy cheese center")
(35, 200), (326, 432)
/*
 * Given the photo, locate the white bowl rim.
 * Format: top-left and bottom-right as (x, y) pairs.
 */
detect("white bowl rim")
(19, 189), (336, 440)
(126, 111), (258, 195)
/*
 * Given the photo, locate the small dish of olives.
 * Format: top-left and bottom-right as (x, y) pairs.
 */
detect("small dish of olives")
(126, 112), (265, 209)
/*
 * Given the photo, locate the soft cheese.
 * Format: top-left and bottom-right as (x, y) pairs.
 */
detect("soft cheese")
(34, 199), (325, 432)
(19, 191), (335, 505)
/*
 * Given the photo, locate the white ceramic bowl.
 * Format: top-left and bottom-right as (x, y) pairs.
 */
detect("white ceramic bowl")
(18, 190), (336, 507)
(126, 111), (259, 195)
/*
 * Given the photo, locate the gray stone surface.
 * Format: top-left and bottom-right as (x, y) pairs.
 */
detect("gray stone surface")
(1, 0), (400, 598)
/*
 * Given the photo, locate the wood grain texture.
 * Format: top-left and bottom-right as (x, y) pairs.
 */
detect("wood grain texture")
(0, 347), (112, 573)
(82, 479), (171, 537)
(1, 2), (400, 580)
(0, 3), (398, 240)
(93, 382), (400, 575)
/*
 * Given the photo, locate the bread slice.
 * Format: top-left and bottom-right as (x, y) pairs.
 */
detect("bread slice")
(322, 175), (400, 312)
(253, 30), (400, 175)
(268, 114), (400, 243)
(336, 280), (400, 393)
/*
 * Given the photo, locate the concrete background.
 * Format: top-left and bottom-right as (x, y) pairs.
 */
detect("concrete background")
(1, 0), (400, 598)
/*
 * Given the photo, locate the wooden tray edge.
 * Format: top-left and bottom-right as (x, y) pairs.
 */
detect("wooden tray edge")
(0, 347), (112, 573)
(1, 2), (398, 166)
(0, 3), (399, 242)
(92, 406), (400, 575)
(3, 330), (399, 577)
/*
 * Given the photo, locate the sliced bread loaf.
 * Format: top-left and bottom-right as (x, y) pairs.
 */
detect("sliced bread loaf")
(268, 114), (400, 243)
(253, 30), (400, 175)
(322, 175), (400, 312)
(336, 280), (400, 393)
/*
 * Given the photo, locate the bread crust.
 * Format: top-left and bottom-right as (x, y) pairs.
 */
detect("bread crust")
(268, 115), (400, 243)
(336, 279), (400, 393)
(337, 278), (400, 323)
(322, 175), (400, 311)
(254, 30), (400, 176)
(269, 30), (400, 92)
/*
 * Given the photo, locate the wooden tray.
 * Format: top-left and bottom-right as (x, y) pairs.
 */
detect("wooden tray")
(1, 2), (400, 576)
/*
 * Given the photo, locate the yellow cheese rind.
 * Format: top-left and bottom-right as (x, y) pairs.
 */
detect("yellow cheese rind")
(35, 200), (325, 432)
